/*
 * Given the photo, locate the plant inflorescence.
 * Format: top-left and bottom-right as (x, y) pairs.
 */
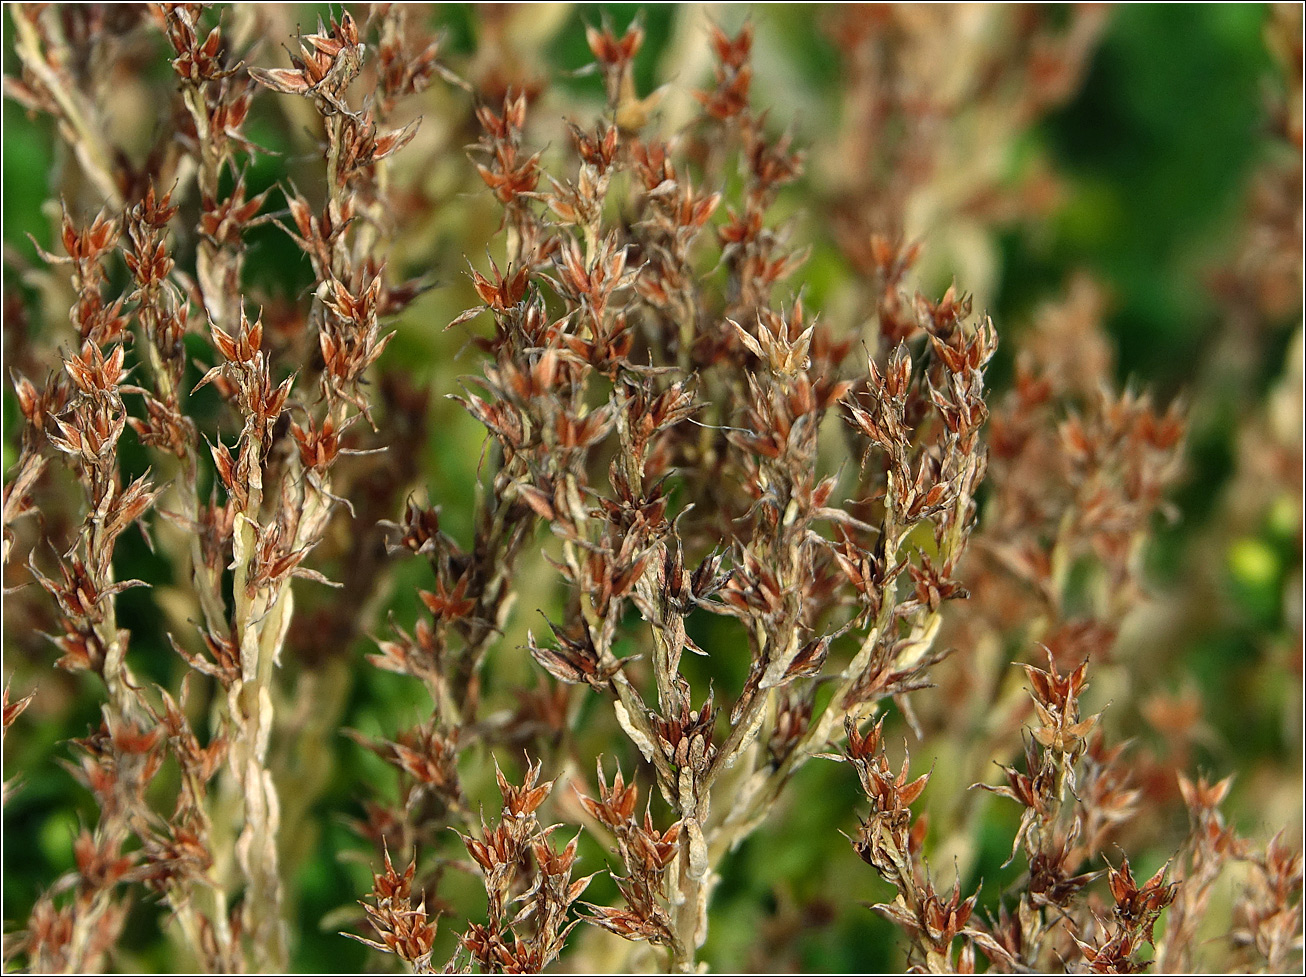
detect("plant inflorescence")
(2, 5), (1300, 974)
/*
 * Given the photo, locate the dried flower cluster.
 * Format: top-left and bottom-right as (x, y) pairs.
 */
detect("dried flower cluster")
(2, 4), (1301, 975)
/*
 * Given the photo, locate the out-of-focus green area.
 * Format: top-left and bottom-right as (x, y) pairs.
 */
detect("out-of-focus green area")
(2, 4), (1300, 973)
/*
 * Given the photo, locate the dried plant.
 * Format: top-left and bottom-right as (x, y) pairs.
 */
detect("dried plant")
(2, 5), (1300, 975)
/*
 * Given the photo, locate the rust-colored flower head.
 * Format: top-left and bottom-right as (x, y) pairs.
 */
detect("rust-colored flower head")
(248, 12), (365, 110)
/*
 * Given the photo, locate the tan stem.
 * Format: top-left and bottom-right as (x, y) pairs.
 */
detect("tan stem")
(10, 6), (122, 209)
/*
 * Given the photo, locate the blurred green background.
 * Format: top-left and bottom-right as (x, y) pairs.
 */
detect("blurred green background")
(3, 4), (1300, 972)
